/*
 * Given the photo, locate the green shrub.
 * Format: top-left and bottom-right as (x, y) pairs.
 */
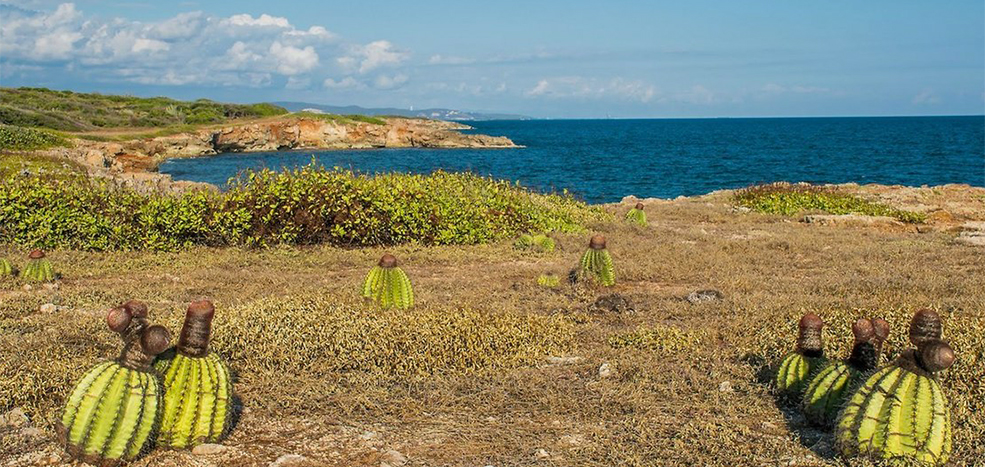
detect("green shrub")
(733, 183), (926, 223)
(294, 112), (387, 125)
(0, 125), (68, 151)
(0, 164), (606, 251)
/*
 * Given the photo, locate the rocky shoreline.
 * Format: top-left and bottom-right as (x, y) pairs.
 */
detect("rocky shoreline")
(35, 116), (518, 191)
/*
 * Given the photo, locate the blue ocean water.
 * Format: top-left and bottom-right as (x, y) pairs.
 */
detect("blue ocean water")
(160, 116), (984, 204)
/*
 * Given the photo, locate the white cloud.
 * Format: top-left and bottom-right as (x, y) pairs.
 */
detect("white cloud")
(912, 89), (940, 105)
(269, 41), (318, 75)
(525, 77), (656, 103)
(428, 54), (475, 65)
(0, 3), (409, 89)
(323, 76), (364, 89)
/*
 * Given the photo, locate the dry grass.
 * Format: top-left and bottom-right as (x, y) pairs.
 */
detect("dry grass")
(1, 188), (983, 466)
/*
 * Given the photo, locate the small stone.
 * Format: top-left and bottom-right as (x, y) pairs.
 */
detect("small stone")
(718, 381), (733, 393)
(270, 454), (308, 467)
(39, 303), (58, 313)
(192, 443), (228, 455)
(534, 449), (550, 460)
(598, 363), (616, 379)
(0, 407), (29, 428)
(686, 289), (724, 305)
(22, 284), (32, 291)
(381, 449), (407, 466)
(42, 282), (59, 291)
(21, 427), (43, 438)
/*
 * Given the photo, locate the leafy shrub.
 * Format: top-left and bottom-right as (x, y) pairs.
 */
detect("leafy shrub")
(0, 125), (68, 150)
(0, 164), (606, 251)
(733, 183), (926, 223)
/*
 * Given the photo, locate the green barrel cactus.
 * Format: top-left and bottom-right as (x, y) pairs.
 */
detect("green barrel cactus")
(514, 233), (534, 249)
(515, 233), (555, 252)
(155, 300), (233, 449)
(579, 235), (615, 286)
(362, 253), (414, 309)
(835, 310), (955, 466)
(802, 318), (889, 426)
(0, 258), (13, 276)
(19, 249), (54, 282)
(775, 313), (827, 398)
(58, 301), (171, 466)
(626, 202), (647, 226)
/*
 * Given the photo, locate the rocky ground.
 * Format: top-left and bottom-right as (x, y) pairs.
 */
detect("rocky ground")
(1, 183), (983, 466)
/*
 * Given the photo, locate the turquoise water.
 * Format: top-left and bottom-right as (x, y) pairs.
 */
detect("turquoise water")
(160, 116), (984, 204)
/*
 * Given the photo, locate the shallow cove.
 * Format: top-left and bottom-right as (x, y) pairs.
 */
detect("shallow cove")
(159, 116), (985, 204)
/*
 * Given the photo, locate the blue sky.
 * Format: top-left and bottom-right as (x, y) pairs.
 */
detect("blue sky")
(1, 1), (983, 118)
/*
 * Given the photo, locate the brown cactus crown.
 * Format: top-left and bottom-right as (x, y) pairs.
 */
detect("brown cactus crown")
(105, 300), (149, 333)
(28, 249), (45, 259)
(851, 318), (874, 343)
(378, 253), (398, 268)
(177, 300), (216, 357)
(635, 202), (644, 210)
(796, 313), (824, 355)
(871, 318), (890, 344)
(589, 234), (607, 250)
(916, 339), (956, 373)
(909, 309), (942, 346)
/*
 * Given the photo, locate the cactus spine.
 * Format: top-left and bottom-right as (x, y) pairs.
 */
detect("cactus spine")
(775, 313), (827, 398)
(626, 202), (647, 226)
(19, 249), (54, 282)
(0, 258), (12, 276)
(835, 310), (954, 465)
(802, 318), (889, 426)
(155, 300), (233, 449)
(579, 235), (615, 286)
(362, 254), (414, 309)
(58, 301), (170, 466)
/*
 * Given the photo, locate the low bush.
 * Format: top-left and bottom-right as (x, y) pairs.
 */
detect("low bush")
(294, 112), (387, 125)
(733, 183), (926, 223)
(0, 125), (68, 151)
(0, 163), (606, 250)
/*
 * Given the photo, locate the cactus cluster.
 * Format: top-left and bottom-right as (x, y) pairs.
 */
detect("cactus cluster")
(775, 313), (827, 397)
(835, 310), (955, 465)
(0, 258), (13, 276)
(578, 235), (615, 286)
(515, 233), (555, 252)
(625, 202), (647, 226)
(802, 317), (889, 426)
(58, 301), (170, 466)
(19, 249), (54, 282)
(155, 300), (233, 449)
(59, 299), (236, 464)
(362, 254), (414, 309)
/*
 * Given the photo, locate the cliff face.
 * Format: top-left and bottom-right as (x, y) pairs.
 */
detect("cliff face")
(42, 117), (517, 182)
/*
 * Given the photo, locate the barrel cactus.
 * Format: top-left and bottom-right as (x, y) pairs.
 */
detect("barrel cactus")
(0, 258), (13, 276)
(537, 273), (561, 288)
(515, 233), (555, 252)
(58, 300), (170, 466)
(775, 313), (827, 398)
(835, 309), (955, 465)
(155, 300), (233, 449)
(20, 249), (54, 282)
(579, 235), (615, 286)
(802, 318), (889, 426)
(626, 202), (647, 226)
(362, 253), (414, 309)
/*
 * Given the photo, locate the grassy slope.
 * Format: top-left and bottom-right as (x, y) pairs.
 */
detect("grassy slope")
(1, 193), (983, 466)
(0, 87), (288, 132)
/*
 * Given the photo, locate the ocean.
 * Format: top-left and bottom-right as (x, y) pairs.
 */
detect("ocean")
(159, 116), (984, 204)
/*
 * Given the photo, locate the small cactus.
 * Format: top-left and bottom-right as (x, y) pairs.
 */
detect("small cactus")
(0, 258), (13, 276)
(626, 202), (647, 226)
(802, 318), (889, 426)
(362, 254), (414, 309)
(155, 300), (234, 449)
(515, 233), (555, 252)
(835, 309), (954, 465)
(19, 249), (54, 282)
(579, 235), (615, 286)
(58, 301), (170, 466)
(537, 273), (561, 288)
(775, 313), (827, 398)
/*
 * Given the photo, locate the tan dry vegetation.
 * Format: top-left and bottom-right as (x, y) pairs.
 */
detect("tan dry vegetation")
(1, 188), (983, 466)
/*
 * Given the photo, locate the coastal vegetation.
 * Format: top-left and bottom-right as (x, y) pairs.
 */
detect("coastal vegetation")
(0, 87), (288, 132)
(0, 124), (68, 151)
(0, 163), (605, 251)
(733, 182), (927, 223)
(293, 111), (388, 126)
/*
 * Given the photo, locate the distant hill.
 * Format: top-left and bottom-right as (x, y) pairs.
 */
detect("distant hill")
(273, 102), (531, 121)
(0, 87), (288, 132)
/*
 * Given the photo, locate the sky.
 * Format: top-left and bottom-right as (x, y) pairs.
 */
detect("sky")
(1, 1), (983, 118)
